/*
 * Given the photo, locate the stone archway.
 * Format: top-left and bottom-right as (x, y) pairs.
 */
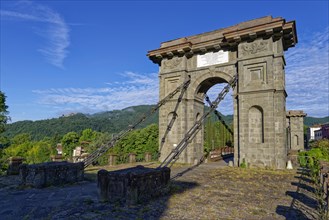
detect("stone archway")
(148, 16), (298, 169)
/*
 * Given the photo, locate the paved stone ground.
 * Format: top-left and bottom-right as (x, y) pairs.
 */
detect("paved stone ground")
(0, 159), (318, 220)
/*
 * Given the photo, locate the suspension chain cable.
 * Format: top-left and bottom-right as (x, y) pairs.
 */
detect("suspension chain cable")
(159, 78), (191, 155)
(158, 75), (237, 168)
(204, 94), (233, 135)
(83, 77), (191, 168)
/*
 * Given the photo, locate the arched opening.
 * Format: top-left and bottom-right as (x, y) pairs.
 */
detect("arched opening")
(294, 135), (299, 146)
(248, 106), (264, 143)
(194, 76), (234, 160)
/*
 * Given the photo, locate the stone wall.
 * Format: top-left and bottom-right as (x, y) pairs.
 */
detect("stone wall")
(19, 161), (84, 188)
(97, 165), (170, 205)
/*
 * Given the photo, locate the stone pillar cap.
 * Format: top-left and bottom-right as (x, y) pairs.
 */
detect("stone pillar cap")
(286, 110), (307, 117)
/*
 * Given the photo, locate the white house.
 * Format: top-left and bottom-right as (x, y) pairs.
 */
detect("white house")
(307, 125), (321, 142)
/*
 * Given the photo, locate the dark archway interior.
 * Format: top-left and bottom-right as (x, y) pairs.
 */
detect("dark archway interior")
(196, 77), (228, 99)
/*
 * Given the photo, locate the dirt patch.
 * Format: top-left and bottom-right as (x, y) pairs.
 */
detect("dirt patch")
(159, 166), (317, 219)
(0, 162), (318, 219)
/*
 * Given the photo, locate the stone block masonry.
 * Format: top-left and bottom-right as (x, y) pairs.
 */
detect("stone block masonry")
(19, 161), (84, 188)
(97, 165), (170, 205)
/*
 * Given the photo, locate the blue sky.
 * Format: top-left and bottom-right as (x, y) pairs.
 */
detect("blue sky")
(1, 0), (328, 122)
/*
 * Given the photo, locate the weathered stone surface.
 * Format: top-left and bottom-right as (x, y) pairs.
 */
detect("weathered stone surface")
(51, 155), (63, 162)
(7, 157), (24, 175)
(108, 154), (117, 166)
(145, 152), (152, 162)
(97, 165), (170, 205)
(19, 161), (84, 188)
(128, 153), (136, 163)
(148, 16), (300, 169)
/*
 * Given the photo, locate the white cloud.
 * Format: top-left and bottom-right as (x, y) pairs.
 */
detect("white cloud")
(31, 28), (329, 118)
(285, 27), (329, 117)
(33, 72), (159, 115)
(0, 1), (70, 68)
(207, 85), (234, 115)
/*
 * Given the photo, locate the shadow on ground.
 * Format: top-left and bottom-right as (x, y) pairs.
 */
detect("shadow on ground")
(0, 164), (200, 220)
(52, 179), (199, 219)
(276, 168), (318, 220)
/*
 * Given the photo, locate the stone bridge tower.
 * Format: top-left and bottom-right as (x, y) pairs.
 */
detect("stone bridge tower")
(148, 16), (297, 169)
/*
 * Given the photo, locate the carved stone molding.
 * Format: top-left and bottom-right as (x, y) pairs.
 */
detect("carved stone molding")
(241, 41), (268, 56)
(162, 57), (183, 70)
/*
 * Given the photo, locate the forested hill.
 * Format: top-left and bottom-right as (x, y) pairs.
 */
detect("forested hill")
(304, 116), (329, 127)
(3, 105), (158, 141)
(3, 104), (327, 141)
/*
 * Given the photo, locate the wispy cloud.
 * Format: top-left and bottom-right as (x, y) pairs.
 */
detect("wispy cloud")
(0, 1), (70, 68)
(285, 27), (329, 117)
(33, 72), (159, 115)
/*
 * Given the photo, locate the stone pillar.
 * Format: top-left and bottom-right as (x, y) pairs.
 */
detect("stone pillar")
(144, 152), (152, 162)
(7, 157), (24, 175)
(236, 37), (288, 169)
(108, 154), (117, 166)
(286, 110), (307, 151)
(157, 61), (191, 164)
(129, 153), (136, 163)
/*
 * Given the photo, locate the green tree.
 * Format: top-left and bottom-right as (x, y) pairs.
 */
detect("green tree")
(27, 140), (55, 164)
(3, 141), (33, 158)
(61, 132), (80, 157)
(11, 133), (31, 145)
(109, 124), (159, 163)
(0, 91), (9, 134)
(79, 128), (98, 143)
(87, 132), (112, 165)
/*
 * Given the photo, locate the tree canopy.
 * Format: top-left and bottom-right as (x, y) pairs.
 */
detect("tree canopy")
(0, 91), (9, 134)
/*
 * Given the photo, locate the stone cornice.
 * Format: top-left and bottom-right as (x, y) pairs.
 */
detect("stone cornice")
(286, 110), (307, 117)
(148, 16), (297, 64)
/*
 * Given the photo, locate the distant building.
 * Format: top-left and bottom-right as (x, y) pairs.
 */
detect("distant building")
(307, 124), (321, 142)
(73, 146), (84, 157)
(56, 144), (63, 155)
(315, 129), (322, 140)
(72, 146), (89, 162)
(321, 123), (329, 139)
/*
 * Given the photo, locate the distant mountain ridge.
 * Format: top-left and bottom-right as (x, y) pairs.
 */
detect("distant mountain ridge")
(2, 104), (328, 141)
(3, 105), (158, 141)
(304, 116), (329, 127)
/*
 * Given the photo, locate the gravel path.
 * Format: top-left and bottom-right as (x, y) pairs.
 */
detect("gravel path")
(0, 159), (318, 219)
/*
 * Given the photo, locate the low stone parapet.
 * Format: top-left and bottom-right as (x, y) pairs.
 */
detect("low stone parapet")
(7, 157), (25, 175)
(97, 165), (170, 205)
(19, 161), (84, 188)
